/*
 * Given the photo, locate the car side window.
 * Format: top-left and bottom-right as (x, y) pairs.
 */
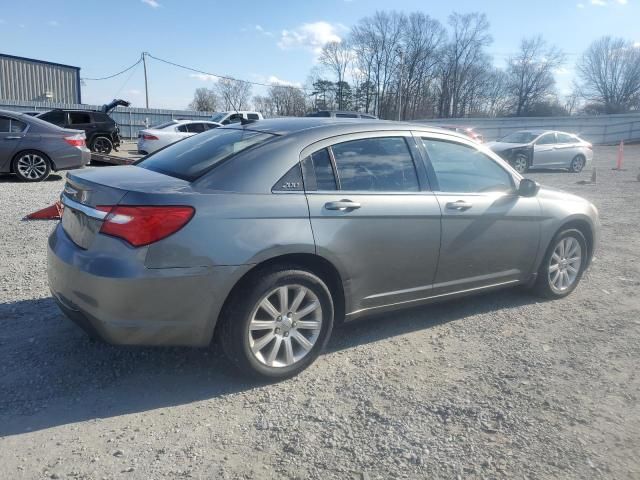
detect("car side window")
(187, 123), (206, 133)
(39, 110), (66, 126)
(422, 138), (513, 193)
(227, 114), (243, 124)
(247, 113), (260, 120)
(556, 133), (575, 143)
(301, 148), (337, 191)
(0, 116), (11, 132)
(10, 119), (27, 132)
(177, 124), (189, 133)
(331, 137), (419, 192)
(336, 113), (358, 118)
(536, 133), (556, 145)
(69, 112), (91, 124)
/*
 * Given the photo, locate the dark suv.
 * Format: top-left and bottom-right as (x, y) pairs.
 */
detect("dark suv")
(37, 109), (121, 154)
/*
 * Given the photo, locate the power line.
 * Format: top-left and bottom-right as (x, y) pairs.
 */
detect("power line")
(82, 56), (143, 81)
(145, 53), (310, 91)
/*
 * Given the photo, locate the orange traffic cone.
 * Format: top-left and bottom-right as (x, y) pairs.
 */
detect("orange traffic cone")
(613, 140), (624, 170)
(24, 201), (63, 220)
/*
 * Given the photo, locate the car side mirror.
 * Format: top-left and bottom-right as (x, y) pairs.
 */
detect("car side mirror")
(518, 178), (539, 197)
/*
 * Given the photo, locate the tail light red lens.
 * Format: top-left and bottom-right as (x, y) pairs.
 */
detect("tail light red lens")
(64, 134), (86, 147)
(96, 205), (195, 247)
(142, 134), (159, 140)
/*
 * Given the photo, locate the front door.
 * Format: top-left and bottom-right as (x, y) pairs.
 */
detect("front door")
(533, 132), (560, 168)
(418, 135), (541, 294)
(303, 132), (442, 317)
(0, 115), (27, 171)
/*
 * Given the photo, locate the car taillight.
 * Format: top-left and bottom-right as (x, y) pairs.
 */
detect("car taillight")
(142, 134), (159, 140)
(586, 143), (593, 150)
(96, 205), (195, 247)
(64, 134), (86, 147)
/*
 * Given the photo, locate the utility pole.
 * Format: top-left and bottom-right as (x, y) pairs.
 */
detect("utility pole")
(397, 48), (404, 121)
(142, 52), (149, 108)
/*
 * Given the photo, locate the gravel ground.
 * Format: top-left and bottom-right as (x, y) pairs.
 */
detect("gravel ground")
(1, 146), (639, 479)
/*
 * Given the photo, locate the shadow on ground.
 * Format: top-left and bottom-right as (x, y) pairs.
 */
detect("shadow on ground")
(0, 289), (538, 436)
(0, 173), (63, 183)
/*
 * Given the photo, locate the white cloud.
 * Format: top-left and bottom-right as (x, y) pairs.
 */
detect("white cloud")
(48, 20), (60, 27)
(267, 75), (302, 88)
(189, 73), (218, 82)
(255, 25), (273, 37)
(590, 0), (607, 5)
(634, 41), (640, 48)
(278, 21), (345, 54)
(141, 0), (160, 8)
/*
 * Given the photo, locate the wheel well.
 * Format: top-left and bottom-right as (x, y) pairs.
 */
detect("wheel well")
(559, 219), (594, 263)
(214, 253), (346, 342)
(11, 149), (55, 172)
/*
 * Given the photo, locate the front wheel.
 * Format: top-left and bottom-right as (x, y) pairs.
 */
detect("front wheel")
(219, 267), (334, 379)
(532, 228), (588, 299)
(13, 151), (51, 182)
(511, 154), (529, 174)
(569, 155), (585, 173)
(91, 136), (113, 155)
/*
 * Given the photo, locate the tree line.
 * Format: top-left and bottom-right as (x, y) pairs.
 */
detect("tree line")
(190, 10), (640, 119)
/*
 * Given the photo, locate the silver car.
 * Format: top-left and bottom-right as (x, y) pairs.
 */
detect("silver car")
(48, 120), (599, 379)
(0, 109), (90, 181)
(487, 130), (593, 174)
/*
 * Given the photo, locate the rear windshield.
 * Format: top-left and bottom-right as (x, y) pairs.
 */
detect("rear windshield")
(138, 128), (276, 181)
(151, 120), (178, 130)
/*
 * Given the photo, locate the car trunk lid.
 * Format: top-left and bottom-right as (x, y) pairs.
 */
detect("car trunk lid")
(61, 166), (191, 249)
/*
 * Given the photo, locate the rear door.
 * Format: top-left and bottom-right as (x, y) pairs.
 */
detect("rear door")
(68, 111), (95, 141)
(0, 115), (27, 171)
(554, 132), (581, 167)
(303, 131), (442, 316)
(418, 134), (541, 294)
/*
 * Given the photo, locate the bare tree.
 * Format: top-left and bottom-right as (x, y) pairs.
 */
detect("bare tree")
(507, 36), (565, 116)
(319, 41), (351, 110)
(576, 36), (640, 113)
(215, 79), (252, 111)
(189, 87), (218, 111)
(267, 86), (308, 116)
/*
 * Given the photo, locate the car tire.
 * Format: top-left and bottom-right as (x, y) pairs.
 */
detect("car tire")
(219, 266), (334, 380)
(12, 150), (52, 182)
(91, 136), (113, 155)
(569, 155), (585, 173)
(532, 228), (588, 299)
(511, 154), (529, 174)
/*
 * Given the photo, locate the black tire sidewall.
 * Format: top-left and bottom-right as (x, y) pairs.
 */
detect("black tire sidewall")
(92, 136), (113, 154)
(13, 150), (51, 182)
(535, 228), (588, 299)
(221, 268), (334, 379)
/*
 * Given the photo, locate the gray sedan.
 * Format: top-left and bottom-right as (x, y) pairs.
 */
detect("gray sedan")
(0, 109), (90, 181)
(48, 120), (599, 379)
(487, 130), (593, 174)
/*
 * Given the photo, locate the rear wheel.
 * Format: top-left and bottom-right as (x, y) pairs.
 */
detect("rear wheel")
(569, 155), (585, 173)
(219, 267), (334, 379)
(511, 154), (529, 174)
(532, 228), (587, 299)
(13, 150), (51, 182)
(91, 136), (113, 154)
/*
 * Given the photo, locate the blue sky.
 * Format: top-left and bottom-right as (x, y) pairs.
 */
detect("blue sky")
(1, 0), (638, 110)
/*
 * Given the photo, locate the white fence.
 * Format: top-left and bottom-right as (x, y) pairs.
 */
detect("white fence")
(413, 112), (640, 145)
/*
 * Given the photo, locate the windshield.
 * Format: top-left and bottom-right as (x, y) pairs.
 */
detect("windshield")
(498, 131), (539, 143)
(210, 112), (227, 122)
(138, 128), (276, 181)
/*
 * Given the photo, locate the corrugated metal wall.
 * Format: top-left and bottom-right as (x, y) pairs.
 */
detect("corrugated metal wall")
(0, 56), (79, 103)
(0, 99), (215, 139)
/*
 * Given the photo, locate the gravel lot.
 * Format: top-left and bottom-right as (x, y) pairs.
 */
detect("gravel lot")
(1, 146), (639, 479)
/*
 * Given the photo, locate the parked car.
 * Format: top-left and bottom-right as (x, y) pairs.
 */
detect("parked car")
(210, 111), (264, 125)
(0, 109), (90, 182)
(37, 99), (130, 155)
(49, 119), (599, 379)
(137, 119), (222, 155)
(306, 110), (378, 119)
(439, 125), (483, 143)
(486, 130), (593, 174)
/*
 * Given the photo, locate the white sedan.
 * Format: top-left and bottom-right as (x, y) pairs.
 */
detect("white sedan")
(137, 120), (222, 155)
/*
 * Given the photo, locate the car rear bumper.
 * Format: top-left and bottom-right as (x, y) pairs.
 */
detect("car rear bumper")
(47, 223), (249, 347)
(53, 147), (91, 171)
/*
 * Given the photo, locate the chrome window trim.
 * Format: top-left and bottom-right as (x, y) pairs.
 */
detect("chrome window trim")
(60, 195), (108, 220)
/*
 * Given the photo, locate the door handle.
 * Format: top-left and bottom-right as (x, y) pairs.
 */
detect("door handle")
(324, 200), (361, 211)
(445, 200), (473, 211)
(4, 136), (22, 140)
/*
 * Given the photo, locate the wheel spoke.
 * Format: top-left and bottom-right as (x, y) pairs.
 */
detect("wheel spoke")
(278, 286), (289, 313)
(251, 332), (275, 353)
(266, 336), (283, 365)
(291, 330), (313, 351)
(250, 320), (276, 331)
(259, 298), (280, 319)
(289, 287), (307, 314)
(284, 337), (294, 365)
(295, 301), (319, 319)
(566, 264), (578, 274)
(549, 264), (559, 273)
(296, 320), (321, 330)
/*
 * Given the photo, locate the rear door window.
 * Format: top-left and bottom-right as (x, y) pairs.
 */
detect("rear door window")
(247, 113), (260, 120)
(536, 133), (556, 145)
(138, 128), (276, 181)
(69, 112), (92, 124)
(302, 148), (337, 191)
(330, 137), (419, 192)
(186, 123), (206, 133)
(556, 133), (575, 144)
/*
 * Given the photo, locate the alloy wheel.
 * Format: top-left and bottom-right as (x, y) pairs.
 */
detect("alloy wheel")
(16, 154), (47, 180)
(93, 137), (111, 154)
(513, 156), (528, 174)
(548, 236), (582, 293)
(248, 284), (323, 368)
(571, 156), (584, 172)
